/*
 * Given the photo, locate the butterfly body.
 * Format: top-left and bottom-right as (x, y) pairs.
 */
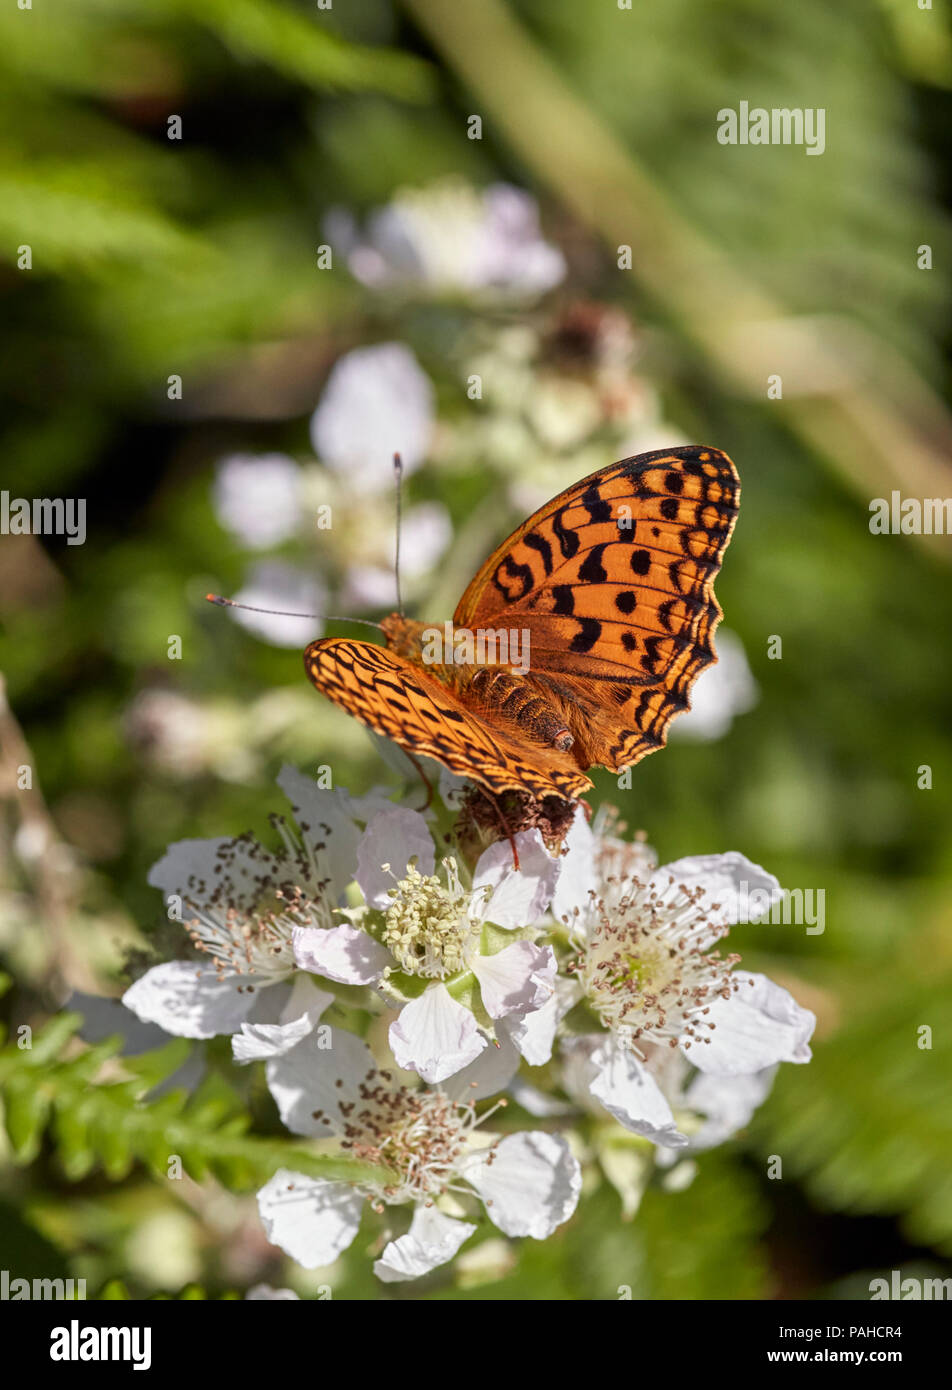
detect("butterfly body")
(305, 446), (740, 802)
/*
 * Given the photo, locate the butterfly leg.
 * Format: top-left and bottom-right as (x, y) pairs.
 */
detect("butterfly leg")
(477, 785), (521, 871)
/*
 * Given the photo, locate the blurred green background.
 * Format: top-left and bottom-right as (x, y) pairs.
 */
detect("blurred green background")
(1, 0), (951, 1300)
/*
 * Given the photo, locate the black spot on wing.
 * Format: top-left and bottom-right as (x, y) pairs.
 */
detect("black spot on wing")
(578, 543), (609, 584)
(641, 636), (665, 674)
(569, 618), (602, 653)
(551, 507), (580, 560)
(552, 584), (575, 616)
(523, 531), (554, 575)
(581, 484), (613, 523)
(493, 553), (534, 601)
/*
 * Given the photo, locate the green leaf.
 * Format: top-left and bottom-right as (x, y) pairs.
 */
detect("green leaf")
(0, 1029), (399, 1192)
(753, 967), (952, 1256)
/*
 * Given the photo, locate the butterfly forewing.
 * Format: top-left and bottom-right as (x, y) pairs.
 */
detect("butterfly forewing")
(452, 446), (740, 771)
(304, 638), (592, 800)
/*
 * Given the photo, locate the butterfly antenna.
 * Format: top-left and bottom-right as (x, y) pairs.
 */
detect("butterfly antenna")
(393, 451), (404, 617)
(205, 595), (383, 632)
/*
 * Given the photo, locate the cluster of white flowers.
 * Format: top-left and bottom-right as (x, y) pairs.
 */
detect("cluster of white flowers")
(124, 764), (815, 1284)
(208, 179), (565, 649)
(325, 177), (566, 300)
(210, 340), (447, 649)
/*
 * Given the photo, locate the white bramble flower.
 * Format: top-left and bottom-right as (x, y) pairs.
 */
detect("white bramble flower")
(292, 807), (561, 1085)
(124, 688), (230, 781)
(226, 560), (325, 649)
(327, 179), (565, 301)
(309, 342), (434, 489)
(122, 767), (363, 1049)
(258, 1027), (581, 1282)
(553, 810), (815, 1145)
(124, 750), (818, 1285)
(341, 499), (452, 611)
(212, 453), (303, 550)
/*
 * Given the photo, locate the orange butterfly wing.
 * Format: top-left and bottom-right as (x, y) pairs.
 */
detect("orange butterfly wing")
(453, 446), (740, 772)
(304, 638), (592, 800)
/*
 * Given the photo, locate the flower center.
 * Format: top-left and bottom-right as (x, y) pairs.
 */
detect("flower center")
(340, 1080), (484, 1203)
(571, 874), (741, 1050)
(381, 858), (481, 979)
(179, 824), (338, 985)
(186, 883), (332, 984)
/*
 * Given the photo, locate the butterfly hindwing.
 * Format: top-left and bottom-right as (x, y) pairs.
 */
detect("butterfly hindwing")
(304, 638), (592, 800)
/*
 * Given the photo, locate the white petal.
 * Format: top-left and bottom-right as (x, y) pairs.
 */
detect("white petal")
(549, 807), (596, 922)
(388, 985), (487, 1084)
(148, 836), (271, 914)
(472, 829), (559, 928)
(212, 453), (302, 550)
(310, 342), (434, 486)
(471, 941), (556, 1020)
(121, 961), (256, 1039)
(374, 1206), (475, 1283)
(684, 1066), (778, 1149)
(559, 1035), (606, 1113)
(345, 563), (406, 611)
(590, 1040), (689, 1147)
(356, 807), (435, 908)
(669, 629), (758, 741)
(245, 1284), (300, 1300)
(230, 562), (324, 649)
(257, 1169), (362, 1268)
(397, 502), (452, 576)
(339, 787), (398, 823)
(651, 852), (781, 931)
(462, 1132), (581, 1238)
(481, 184), (567, 294)
(685, 971), (815, 1075)
(276, 765), (361, 899)
(443, 1032), (521, 1103)
(281, 971), (335, 1026)
(507, 1077), (573, 1117)
(233, 1019), (312, 1064)
(499, 975), (579, 1066)
(232, 975), (334, 1063)
(293, 923), (392, 985)
(266, 1027), (376, 1136)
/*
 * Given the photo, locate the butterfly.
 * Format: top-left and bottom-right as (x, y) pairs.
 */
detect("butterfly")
(304, 446), (739, 802)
